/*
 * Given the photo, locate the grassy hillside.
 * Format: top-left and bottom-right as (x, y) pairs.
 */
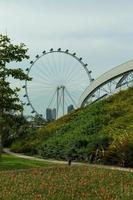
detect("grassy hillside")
(11, 87), (133, 167)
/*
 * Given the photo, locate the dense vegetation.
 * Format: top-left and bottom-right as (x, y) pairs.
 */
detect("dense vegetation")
(0, 34), (30, 158)
(0, 165), (133, 200)
(11, 87), (133, 167)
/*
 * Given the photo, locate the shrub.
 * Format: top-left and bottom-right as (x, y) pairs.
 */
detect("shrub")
(103, 134), (133, 167)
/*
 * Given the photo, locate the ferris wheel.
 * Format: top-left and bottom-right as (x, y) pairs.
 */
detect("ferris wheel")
(23, 48), (93, 119)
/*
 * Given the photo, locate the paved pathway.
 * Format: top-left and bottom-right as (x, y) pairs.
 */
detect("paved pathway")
(3, 148), (133, 172)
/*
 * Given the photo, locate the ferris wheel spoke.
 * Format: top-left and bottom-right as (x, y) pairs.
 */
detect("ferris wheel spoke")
(31, 67), (52, 82)
(28, 93), (49, 102)
(66, 75), (88, 86)
(65, 71), (81, 85)
(28, 88), (55, 95)
(47, 89), (57, 108)
(39, 59), (55, 79)
(35, 66), (51, 82)
(62, 54), (69, 76)
(54, 54), (61, 76)
(60, 53), (67, 75)
(31, 79), (54, 87)
(44, 55), (57, 77)
(64, 61), (79, 82)
(29, 83), (54, 89)
(30, 74), (51, 87)
(39, 56), (54, 75)
(28, 87), (54, 94)
(28, 80), (53, 89)
(51, 53), (60, 77)
(31, 74), (55, 85)
(63, 61), (75, 80)
(66, 69), (89, 84)
(64, 54), (76, 77)
(29, 90), (53, 97)
(25, 49), (92, 117)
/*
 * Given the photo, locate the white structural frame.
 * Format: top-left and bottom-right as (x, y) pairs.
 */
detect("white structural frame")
(78, 60), (133, 107)
(23, 48), (93, 116)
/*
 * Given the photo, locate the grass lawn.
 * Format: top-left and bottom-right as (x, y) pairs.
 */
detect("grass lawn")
(0, 155), (133, 200)
(0, 153), (57, 170)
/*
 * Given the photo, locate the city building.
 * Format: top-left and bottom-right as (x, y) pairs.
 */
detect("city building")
(46, 108), (56, 122)
(52, 108), (56, 120)
(46, 108), (52, 122)
(67, 105), (74, 113)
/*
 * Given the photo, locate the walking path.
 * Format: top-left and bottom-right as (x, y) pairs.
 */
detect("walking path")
(3, 148), (133, 172)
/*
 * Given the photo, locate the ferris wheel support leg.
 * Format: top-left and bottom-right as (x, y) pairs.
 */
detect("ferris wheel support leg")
(62, 86), (65, 116)
(56, 87), (59, 119)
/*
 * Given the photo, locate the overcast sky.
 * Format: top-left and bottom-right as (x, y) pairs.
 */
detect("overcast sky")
(0, 0), (133, 115)
(1, 0), (133, 77)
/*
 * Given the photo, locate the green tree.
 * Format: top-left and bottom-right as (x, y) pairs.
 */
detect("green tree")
(0, 34), (31, 158)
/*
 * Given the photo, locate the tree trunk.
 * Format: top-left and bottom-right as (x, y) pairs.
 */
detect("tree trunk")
(0, 133), (2, 159)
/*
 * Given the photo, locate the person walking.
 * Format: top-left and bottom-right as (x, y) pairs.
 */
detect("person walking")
(68, 159), (72, 166)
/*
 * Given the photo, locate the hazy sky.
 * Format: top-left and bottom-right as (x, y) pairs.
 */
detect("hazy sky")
(0, 0), (133, 115)
(1, 0), (133, 76)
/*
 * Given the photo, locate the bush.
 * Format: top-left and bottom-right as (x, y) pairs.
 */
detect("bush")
(38, 133), (112, 162)
(103, 135), (133, 167)
(11, 139), (38, 155)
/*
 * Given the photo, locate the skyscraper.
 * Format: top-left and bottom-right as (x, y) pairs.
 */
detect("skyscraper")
(46, 108), (56, 122)
(52, 108), (56, 120)
(46, 108), (52, 122)
(67, 105), (74, 114)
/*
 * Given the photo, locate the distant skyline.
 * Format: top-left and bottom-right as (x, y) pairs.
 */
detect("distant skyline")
(0, 0), (133, 116)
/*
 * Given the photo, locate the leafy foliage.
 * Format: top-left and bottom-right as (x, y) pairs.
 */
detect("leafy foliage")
(0, 34), (31, 158)
(11, 87), (133, 167)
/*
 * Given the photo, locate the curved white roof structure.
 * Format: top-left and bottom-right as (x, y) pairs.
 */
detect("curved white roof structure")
(78, 60), (133, 107)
